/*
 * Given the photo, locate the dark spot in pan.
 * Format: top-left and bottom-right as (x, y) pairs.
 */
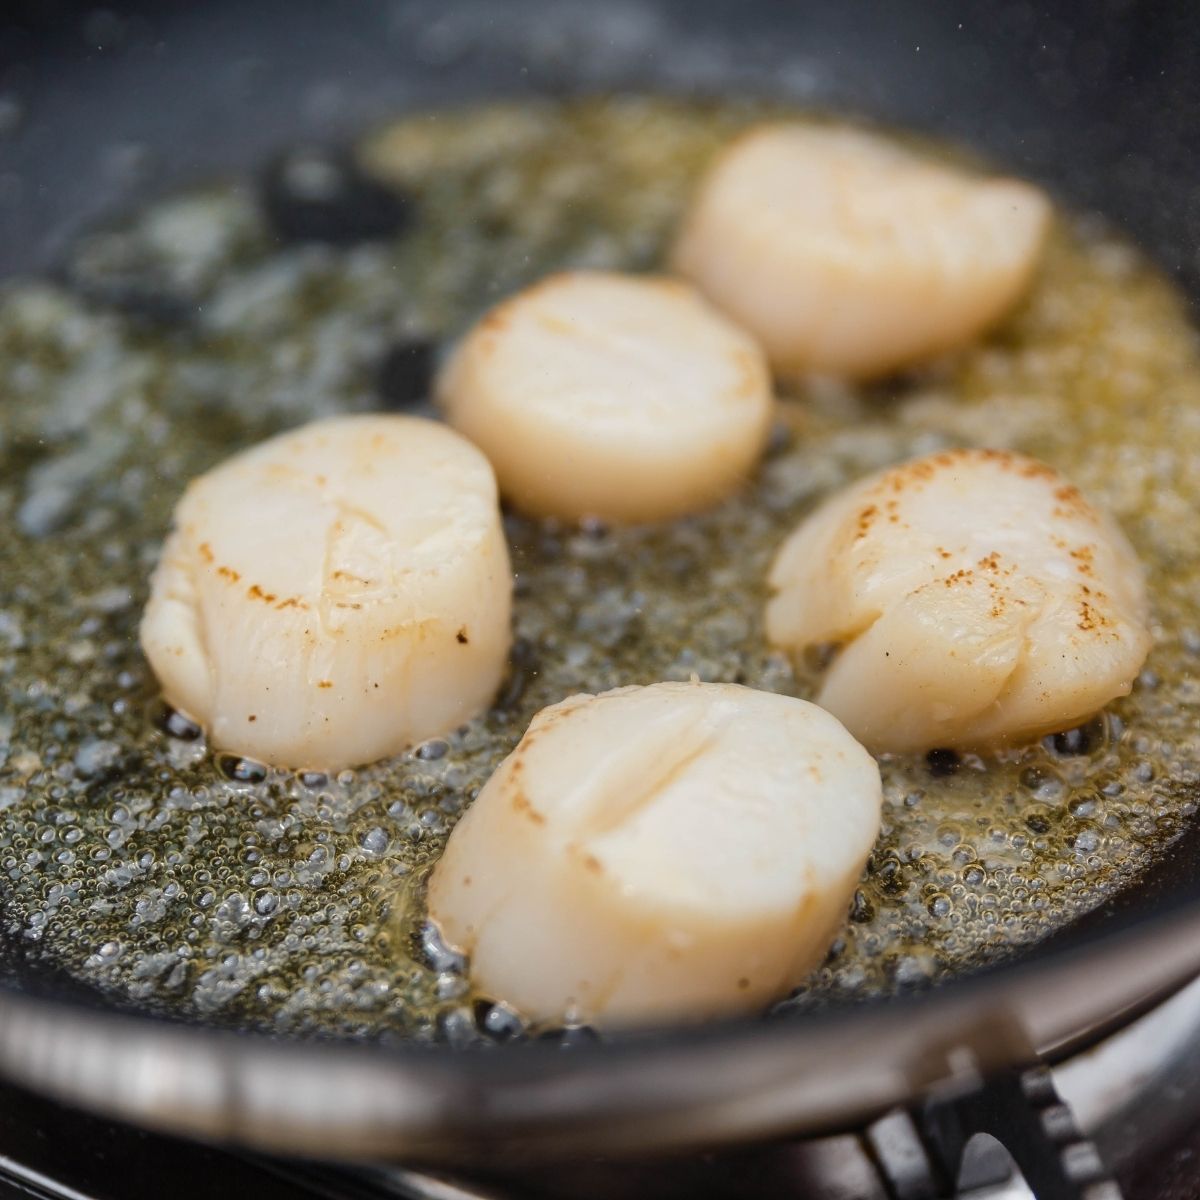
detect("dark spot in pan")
(154, 702), (202, 742)
(415, 920), (466, 974)
(473, 999), (526, 1042)
(926, 748), (961, 777)
(59, 270), (196, 327)
(1025, 812), (1052, 834)
(1046, 716), (1106, 758)
(377, 338), (437, 410)
(849, 889), (875, 923)
(261, 145), (413, 245)
(415, 738), (449, 761)
(217, 755), (268, 785)
(496, 636), (539, 711)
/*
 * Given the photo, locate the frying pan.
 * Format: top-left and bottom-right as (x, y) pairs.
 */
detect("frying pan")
(3, 0), (1200, 1169)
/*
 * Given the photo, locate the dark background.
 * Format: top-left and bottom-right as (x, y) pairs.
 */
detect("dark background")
(3, 0), (1200, 290)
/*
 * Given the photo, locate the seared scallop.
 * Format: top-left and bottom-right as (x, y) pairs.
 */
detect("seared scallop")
(672, 124), (1052, 379)
(437, 271), (773, 524)
(139, 415), (512, 772)
(766, 449), (1151, 752)
(427, 681), (882, 1027)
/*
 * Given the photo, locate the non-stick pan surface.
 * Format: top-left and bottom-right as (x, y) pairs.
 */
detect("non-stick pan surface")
(3, 0), (1200, 1162)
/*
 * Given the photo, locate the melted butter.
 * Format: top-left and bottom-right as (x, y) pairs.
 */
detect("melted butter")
(0, 97), (1197, 1040)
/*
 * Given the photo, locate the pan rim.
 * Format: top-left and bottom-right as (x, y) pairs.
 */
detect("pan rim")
(0, 882), (1196, 1161)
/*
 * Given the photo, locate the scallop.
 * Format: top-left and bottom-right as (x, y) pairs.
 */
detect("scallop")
(672, 124), (1052, 379)
(427, 681), (882, 1027)
(765, 449), (1152, 753)
(139, 415), (512, 771)
(436, 271), (773, 524)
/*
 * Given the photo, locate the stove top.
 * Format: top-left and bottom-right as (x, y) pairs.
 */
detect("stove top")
(3, 977), (1200, 1200)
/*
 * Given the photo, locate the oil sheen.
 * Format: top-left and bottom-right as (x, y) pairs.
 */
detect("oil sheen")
(1, 98), (1198, 1041)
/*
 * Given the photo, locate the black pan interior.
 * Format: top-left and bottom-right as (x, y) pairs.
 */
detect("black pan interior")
(2, 0), (1200, 1025)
